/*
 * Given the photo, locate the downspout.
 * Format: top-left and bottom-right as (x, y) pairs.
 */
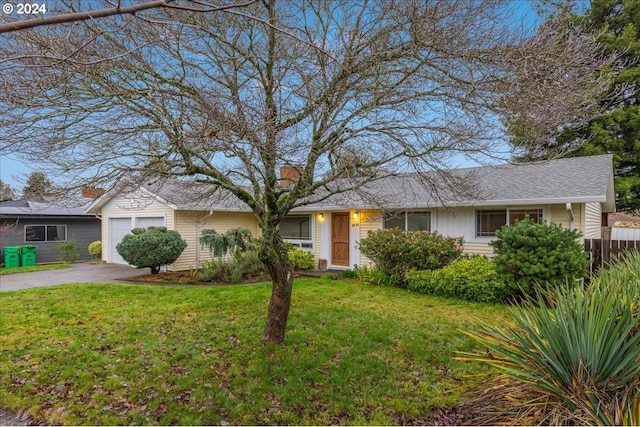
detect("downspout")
(566, 203), (575, 231)
(196, 210), (214, 269)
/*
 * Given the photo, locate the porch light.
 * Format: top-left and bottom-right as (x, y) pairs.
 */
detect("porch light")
(352, 212), (359, 219)
(319, 212), (324, 220)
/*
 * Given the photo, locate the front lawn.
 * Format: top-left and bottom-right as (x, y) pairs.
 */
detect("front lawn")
(0, 279), (506, 425)
(0, 263), (70, 275)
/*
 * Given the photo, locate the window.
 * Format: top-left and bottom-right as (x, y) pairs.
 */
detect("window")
(25, 225), (67, 242)
(476, 208), (543, 237)
(384, 211), (431, 231)
(280, 215), (313, 249)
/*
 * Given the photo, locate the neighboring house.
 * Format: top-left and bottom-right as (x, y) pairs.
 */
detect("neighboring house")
(0, 191), (102, 264)
(87, 155), (616, 271)
(607, 212), (640, 241)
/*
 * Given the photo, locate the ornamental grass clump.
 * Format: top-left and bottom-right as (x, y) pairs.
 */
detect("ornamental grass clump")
(358, 228), (463, 282)
(459, 251), (640, 426)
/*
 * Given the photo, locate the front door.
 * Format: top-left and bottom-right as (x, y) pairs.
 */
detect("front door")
(332, 212), (350, 266)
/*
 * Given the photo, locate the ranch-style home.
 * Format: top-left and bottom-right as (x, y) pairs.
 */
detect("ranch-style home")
(1, 188), (103, 264)
(86, 154), (615, 271)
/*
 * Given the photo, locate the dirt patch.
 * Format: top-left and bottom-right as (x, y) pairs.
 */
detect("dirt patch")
(0, 408), (35, 426)
(123, 270), (273, 286)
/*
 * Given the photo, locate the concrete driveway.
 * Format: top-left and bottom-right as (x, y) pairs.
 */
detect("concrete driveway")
(0, 262), (148, 292)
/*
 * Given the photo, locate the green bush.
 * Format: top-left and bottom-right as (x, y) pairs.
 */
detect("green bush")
(340, 269), (358, 279)
(199, 250), (265, 283)
(407, 256), (508, 303)
(288, 247), (315, 270)
(88, 240), (102, 259)
(461, 251), (640, 425)
(356, 266), (404, 287)
(56, 240), (80, 263)
(200, 227), (255, 258)
(490, 219), (588, 298)
(116, 227), (187, 274)
(358, 229), (463, 282)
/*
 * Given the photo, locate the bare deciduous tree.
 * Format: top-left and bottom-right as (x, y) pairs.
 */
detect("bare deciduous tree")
(0, 0), (617, 344)
(0, 0), (257, 33)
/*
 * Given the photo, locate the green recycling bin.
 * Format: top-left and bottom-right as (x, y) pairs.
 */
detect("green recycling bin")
(3, 246), (20, 268)
(21, 245), (37, 267)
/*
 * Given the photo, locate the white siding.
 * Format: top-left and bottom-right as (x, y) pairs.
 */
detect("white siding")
(583, 202), (602, 239)
(550, 203), (583, 239)
(358, 210), (383, 267)
(173, 210), (259, 271)
(100, 190), (174, 264)
(611, 227), (640, 240)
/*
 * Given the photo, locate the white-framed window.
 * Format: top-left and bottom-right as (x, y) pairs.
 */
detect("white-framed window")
(384, 211), (431, 231)
(476, 208), (543, 237)
(280, 214), (313, 249)
(24, 225), (67, 242)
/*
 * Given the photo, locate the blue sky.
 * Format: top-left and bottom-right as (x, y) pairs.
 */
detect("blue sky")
(0, 0), (548, 194)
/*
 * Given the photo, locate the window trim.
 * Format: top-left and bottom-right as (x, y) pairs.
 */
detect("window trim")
(280, 214), (314, 250)
(475, 207), (545, 238)
(24, 224), (68, 243)
(383, 210), (431, 231)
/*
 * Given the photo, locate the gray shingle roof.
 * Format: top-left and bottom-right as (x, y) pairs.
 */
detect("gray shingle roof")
(87, 154), (615, 213)
(306, 154), (614, 210)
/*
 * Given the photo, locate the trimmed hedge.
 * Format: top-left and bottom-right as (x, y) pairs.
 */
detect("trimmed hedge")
(406, 256), (508, 303)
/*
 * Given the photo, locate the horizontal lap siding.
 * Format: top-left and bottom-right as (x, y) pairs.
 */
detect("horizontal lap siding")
(173, 210), (259, 271)
(359, 210), (382, 267)
(0, 217), (101, 263)
(550, 203), (583, 240)
(584, 202), (602, 239)
(100, 192), (174, 263)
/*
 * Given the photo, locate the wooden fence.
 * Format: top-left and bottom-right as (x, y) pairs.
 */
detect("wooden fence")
(584, 239), (640, 276)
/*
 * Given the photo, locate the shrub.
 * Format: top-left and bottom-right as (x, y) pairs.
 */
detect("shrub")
(340, 269), (358, 279)
(56, 240), (80, 263)
(356, 266), (404, 287)
(288, 248), (315, 270)
(88, 240), (102, 259)
(406, 256), (508, 303)
(200, 227), (255, 258)
(199, 250), (265, 283)
(490, 219), (588, 298)
(116, 227), (187, 274)
(461, 252), (640, 425)
(358, 229), (463, 281)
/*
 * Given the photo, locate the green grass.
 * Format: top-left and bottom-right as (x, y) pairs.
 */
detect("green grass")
(0, 263), (70, 275)
(0, 279), (506, 425)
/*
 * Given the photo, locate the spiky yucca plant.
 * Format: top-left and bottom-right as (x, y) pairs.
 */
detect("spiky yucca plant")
(460, 252), (640, 425)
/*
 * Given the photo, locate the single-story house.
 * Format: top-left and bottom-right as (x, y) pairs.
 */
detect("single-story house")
(86, 154), (615, 271)
(0, 190), (103, 264)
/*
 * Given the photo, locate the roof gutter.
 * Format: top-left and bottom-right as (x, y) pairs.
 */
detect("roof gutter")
(566, 203), (575, 231)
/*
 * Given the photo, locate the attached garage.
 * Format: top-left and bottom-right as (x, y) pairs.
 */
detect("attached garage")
(108, 217), (132, 265)
(108, 216), (166, 265)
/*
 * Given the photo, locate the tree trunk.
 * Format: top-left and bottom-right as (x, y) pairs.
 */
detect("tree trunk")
(260, 228), (294, 345)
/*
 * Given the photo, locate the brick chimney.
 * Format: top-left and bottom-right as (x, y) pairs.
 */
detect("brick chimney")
(279, 165), (303, 188)
(82, 187), (105, 199)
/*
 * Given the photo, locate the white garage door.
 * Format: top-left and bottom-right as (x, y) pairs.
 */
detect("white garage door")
(109, 218), (132, 265)
(136, 217), (165, 229)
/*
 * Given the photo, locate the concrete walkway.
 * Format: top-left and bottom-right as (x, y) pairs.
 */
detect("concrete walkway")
(0, 262), (148, 292)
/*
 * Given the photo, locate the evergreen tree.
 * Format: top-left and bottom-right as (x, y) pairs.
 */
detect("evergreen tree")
(22, 172), (53, 201)
(0, 179), (16, 201)
(514, 1), (640, 211)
